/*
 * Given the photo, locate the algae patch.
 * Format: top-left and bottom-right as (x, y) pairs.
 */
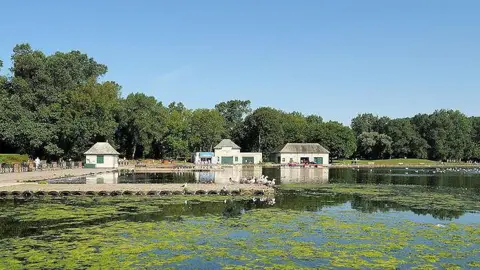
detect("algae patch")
(0, 198), (478, 269)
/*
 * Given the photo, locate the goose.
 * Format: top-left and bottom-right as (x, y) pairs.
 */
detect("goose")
(181, 183), (188, 188)
(266, 179), (276, 187)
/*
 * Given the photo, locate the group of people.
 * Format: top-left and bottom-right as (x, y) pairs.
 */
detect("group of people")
(32, 157), (73, 170)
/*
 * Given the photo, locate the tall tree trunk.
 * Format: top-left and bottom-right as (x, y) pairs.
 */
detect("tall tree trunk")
(132, 142), (137, 160)
(258, 132), (261, 152)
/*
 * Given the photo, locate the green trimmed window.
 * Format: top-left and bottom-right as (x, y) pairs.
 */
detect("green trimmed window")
(97, 155), (104, 164)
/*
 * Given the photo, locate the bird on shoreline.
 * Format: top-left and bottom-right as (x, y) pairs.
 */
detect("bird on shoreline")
(266, 179), (276, 187)
(181, 183), (187, 188)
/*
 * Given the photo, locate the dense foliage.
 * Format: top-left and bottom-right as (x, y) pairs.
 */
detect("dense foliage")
(0, 44), (479, 161)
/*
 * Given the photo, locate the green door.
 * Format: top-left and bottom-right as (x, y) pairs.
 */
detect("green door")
(242, 157), (254, 164)
(314, 157), (323, 165)
(221, 156), (234, 164)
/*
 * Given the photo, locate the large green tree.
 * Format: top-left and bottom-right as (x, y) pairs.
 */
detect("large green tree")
(60, 80), (121, 159)
(351, 113), (390, 136)
(214, 100), (251, 140)
(1, 44), (110, 159)
(242, 107), (285, 157)
(189, 109), (226, 152)
(308, 121), (356, 159)
(357, 132), (393, 159)
(161, 102), (191, 160)
(281, 112), (308, 143)
(116, 93), (167, 159)
(467, 117), (480, 160)
(423, 110), (472, 161)
(385, 118), (429, 159)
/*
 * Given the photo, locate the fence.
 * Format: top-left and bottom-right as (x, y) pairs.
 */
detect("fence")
(0, 161), (83, 174)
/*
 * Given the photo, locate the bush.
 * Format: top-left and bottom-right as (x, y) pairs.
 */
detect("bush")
(0, 154), (29, 164)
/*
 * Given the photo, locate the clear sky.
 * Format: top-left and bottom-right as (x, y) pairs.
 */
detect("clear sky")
(1, 0), (479, 125)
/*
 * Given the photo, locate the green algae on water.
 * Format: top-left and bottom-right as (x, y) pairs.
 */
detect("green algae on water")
(0, 196), (479, 269)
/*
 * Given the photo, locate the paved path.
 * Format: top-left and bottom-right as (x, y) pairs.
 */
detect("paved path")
(0, 168), (115, 184)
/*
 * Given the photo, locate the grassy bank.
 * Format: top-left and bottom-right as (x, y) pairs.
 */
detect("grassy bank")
(0, 154), (29, 164)
(332, 158), (476, 167)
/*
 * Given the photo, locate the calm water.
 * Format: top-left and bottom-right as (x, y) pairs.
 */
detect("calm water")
(1, 167), (479, 268)
(49, 167), (480, 189)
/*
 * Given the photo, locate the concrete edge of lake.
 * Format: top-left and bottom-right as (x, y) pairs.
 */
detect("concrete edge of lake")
(0, 183), (275, 198)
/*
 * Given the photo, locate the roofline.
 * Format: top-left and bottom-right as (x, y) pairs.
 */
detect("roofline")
(275, 143), (330, 154)
(84, 152), (120, 155)
(214, 146), (241, 149)
(276, 151), (330, 154)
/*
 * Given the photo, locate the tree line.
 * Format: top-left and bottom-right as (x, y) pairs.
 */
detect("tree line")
(0, 44), (478, 162)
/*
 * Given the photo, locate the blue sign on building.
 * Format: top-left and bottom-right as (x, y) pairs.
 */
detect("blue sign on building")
(199, 152), (214, 157)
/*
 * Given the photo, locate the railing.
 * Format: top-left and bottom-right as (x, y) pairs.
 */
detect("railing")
(0, 161), (83, 174)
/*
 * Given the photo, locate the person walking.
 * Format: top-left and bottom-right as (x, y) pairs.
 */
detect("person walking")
(34, 157), (41, 170)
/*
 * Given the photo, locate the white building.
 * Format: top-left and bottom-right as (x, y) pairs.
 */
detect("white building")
(273, 143), (329, 165)
(84, 142), (120, 169)
(193, 152), (216, 164)
(214, 139), (262, 164)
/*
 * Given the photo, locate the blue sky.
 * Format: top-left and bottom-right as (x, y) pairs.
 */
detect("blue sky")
(1, 0), (479, 125)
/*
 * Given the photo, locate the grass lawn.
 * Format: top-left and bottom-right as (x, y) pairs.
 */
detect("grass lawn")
(0, 154), (29, 164)
(333, 158), (450, 166)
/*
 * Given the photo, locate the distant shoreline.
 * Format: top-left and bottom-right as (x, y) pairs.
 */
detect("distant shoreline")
(329, 163), (480, 168)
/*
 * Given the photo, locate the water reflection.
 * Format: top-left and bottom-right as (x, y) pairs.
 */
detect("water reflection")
(0, 190), (474, 241)
(86, 172), (119, 184)
(329, 167), (480, 189)
(47, 166), (480, 189)
(122, 167), (329, 185)
(275, 190), (471, 221)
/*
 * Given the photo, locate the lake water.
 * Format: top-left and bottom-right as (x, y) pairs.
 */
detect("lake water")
(0, 167), (479, 268)
(49, 166), (480, 189)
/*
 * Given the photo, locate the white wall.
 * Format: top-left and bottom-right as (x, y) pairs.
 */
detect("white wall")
(85, 154), (118, 168)
(214, 147), (263, 164)
(239, 152), (263, 164)
(214, 147), (241, 157)
(276, 153), (329, 165)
